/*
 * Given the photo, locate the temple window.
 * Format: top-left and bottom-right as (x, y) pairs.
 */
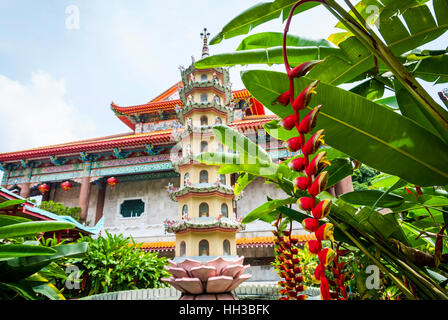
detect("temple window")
(200, 141), (208, 152)
(201, 74), (207, 82)
(219, 174), (226, 185)
(200, 94), (208, 103)
(120, 199), (145, 218)
(180, 241), (186, 257)
(221, 203), (229, 218)
(182, 205), (188, 218)
(223, 240), (231, 256)
(184, 172), (190, 185)
(199, 240), (209, 256)
(200, 170), (209, 183)
(199, 202), (209, 217)
(200, 115), (208, 126)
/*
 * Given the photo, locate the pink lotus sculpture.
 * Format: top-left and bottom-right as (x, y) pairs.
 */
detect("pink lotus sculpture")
(162, 256), (252, 300)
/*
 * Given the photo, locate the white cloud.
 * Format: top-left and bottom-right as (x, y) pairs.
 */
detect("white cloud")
(0, 72), (96, 152)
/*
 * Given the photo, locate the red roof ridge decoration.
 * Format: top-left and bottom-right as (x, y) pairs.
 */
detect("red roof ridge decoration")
(149, 81), (183, 103)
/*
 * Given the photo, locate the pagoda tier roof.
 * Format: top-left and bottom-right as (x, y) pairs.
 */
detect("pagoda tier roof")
(0, 115), (278, 163)
(139, 234), (316, 252)
(111, 88), (252, 116)
(111, 87), (260, 130)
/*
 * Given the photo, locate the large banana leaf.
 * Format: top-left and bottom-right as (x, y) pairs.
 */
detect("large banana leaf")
(0, 221), (75, 239)
(209, 0), (320, 45)
(0, 245), (56, 258)
(195, 46), (341, 69)
(241, 70), (448, 186)
(236, 32), (332, 50)
(0, 242), (88, 283)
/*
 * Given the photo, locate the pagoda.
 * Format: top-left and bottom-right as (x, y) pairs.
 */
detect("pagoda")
(165, 29), (244, 261)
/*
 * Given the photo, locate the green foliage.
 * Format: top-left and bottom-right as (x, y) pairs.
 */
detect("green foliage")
(195, 0), (448, 300)
(66, 231), (170, 297)
(352, 165), (381, 191)
(39, 201), (82, 223)
(0, 208), (84, 300)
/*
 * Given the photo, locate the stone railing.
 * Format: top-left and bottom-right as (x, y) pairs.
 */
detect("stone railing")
(79, 282), (321, 300)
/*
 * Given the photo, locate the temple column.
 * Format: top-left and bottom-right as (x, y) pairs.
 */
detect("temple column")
(20, 182), (31, 198)
(335, 176), (354, 196)
(95, 179), (106, 223)
(20, 167), (33, 198)
(78, 161), (92, 222)
(78, 176), (91, 221)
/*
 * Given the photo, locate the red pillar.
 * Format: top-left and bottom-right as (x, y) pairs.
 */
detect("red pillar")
(78, 176), (91, 222)
(20, 182), (31, 199)
(335, 176), (354, 197)
(95, 179), (106, 224)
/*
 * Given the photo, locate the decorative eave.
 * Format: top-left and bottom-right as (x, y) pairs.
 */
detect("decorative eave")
(167, 182), (236, 202)
(0, 131), (174, 163)
(164, 216), (244, 234)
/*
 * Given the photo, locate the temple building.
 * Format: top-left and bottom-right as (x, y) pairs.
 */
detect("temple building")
(0, 29), (314, 280)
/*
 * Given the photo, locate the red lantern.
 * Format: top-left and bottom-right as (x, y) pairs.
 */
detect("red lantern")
(107, 177), (118, 188)
(61, 181), (73, 191)
(38, 183), (50, 194)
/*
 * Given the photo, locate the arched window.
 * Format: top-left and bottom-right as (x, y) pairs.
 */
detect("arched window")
(200, 170), (209, 183)
(201, 74), (207, 82)
(200, 94), (208, 103)
(180, 241), (186, 257)
(215, 117), (222, 125)
(200, 141), (208, 152)
(199, 240), (209, 256)
(221, 203), (229, 218)
(223, 240), (231, 255)
(184, 173), (190, 185)
(219, 174), (226, 185)
(199, 202), (209, 217)
(182, 205), (188, 218)
(200, 115), (208, 126)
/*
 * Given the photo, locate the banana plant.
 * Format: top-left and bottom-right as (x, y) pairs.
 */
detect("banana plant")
(0, 200), (88, 300)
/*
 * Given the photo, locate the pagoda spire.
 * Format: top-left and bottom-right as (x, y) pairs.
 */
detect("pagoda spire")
(200, 28), (210, 58)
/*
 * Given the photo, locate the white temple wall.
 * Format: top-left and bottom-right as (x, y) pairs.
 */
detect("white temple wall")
(102, 177), (179, 242)
(236, 177), (305, 238)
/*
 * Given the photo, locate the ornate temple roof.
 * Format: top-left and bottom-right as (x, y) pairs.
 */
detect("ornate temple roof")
(0, 114), (278, 163)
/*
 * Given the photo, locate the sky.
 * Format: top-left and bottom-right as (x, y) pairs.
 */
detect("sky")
(0, 0), (446, 154)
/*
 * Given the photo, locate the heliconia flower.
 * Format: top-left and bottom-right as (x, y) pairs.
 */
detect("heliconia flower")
(297, 105), (322, 134)
(305, 239), (322, 254)
(287, 60), (323, 79)
(318, 248), (337, 267)
(293, 267), (302, 274)
(315, 223), (334, 242)
(272, 90), (291, 106)
(295, 275), (303, 282)
(279, 114), (297, 130)
(285, 135), (305, 152)
(293, 176), (310, 191)
(308, 171), (329, 197)
(298, 197), (316, 211)
(290, 247), (298, 255)
(313, 264), (325, 283)
(305, 151), (330, 176)
(302, 217), (320, 233)
(292, 80), (320, 111)
(288, 157), (307, 172)
(292, 257), (300, 264)
(312, 199), (332, 219)
(296, 294), (307, 300)
(302, 129), (325, 156)
(295, 284), (307, 292)
(320, 276), (331, 300)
